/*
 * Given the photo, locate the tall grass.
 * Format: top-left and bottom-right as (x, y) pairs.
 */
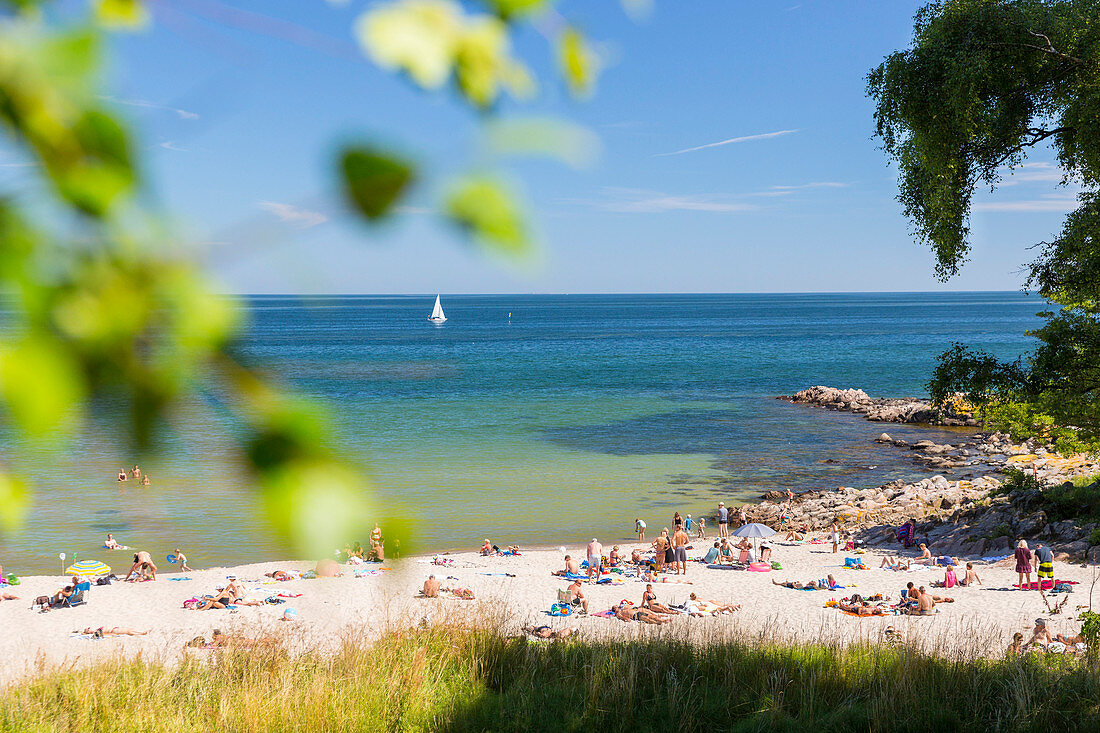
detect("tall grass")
(2, 626), (1098, 732)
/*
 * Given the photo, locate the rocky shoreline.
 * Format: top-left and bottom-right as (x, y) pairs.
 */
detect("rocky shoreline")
(778, 385), (979, 426)
(748, 387), (1100, 562)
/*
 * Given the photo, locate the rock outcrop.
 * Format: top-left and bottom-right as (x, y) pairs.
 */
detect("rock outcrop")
(779, 385), (979, 426)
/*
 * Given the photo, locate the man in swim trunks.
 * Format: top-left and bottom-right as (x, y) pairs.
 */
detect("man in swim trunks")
(614, 602), (670, 624)
(586, 538), (603, 582)
(552, 555), (580, 576)
(566, 579), (588, 614)
(717, 502), (728, 537)
(909, 588), (935, 616)
(422, 575), (440, 597)
(672, 525), (689, 575)
(1035, 543), (1055, 585)
(958, 562), (982, 587)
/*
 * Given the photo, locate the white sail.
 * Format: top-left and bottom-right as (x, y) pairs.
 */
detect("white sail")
(429, 294), (446, 322)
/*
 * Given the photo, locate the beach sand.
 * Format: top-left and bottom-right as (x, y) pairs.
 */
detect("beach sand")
(1, 540), (1092, 684)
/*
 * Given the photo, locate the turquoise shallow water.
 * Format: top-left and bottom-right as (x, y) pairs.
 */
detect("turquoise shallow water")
(1, 293), (1045, 573)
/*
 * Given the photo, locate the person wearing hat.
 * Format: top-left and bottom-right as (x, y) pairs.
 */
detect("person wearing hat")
(717, 502), (728, 538)
(1026, 618), (1052, 649)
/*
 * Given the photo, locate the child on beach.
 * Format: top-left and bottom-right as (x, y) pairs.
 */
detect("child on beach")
(696, 517), (705, 539)
(173, 548), (192, 572)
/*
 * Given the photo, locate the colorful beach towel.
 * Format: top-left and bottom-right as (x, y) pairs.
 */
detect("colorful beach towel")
(1013, 579), (1078, 591)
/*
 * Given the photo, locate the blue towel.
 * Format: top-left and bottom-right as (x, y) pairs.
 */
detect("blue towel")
(981, 554), (1012, 563)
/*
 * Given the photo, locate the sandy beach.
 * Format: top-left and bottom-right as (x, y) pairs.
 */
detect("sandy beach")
(1, 538), (1092, 685)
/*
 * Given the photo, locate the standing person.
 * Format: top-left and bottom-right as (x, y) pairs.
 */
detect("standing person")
(673, 512), (683, 531)
(586, 538), (604, 582)
(717, 502), (728, 537)
(1035, 542), (1054, 588)
(672, 525), (689, 576)
(684, 514), (693, 534)
(652, 531), (669, 573)
(635, 518), (646, 541)
(831, 521), (840, 554)
(696, 517), (706, 539)
(174, 548), (192, 572)
(1014, 540), (1034, 589)
(738, 505), (747, 528)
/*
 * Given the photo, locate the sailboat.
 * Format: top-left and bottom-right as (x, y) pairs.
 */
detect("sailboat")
(427, 294), (447, 324)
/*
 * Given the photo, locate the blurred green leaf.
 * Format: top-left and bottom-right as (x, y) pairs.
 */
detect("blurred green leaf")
(55, 108), (135, 216)
(261, 460), (373, 557)
(94, 0), (150, 30)
(446, 176), (529, 255)
(340, 146), (415, 221)
(0, 336), (85, 436)
(485, 0), (547, 20)
(559, 27), (597, 97)
(484, 116), (599, 168)
(0, 471), (28, 532)
(355, 0), (462, 90)
(455, 15), (534, 108)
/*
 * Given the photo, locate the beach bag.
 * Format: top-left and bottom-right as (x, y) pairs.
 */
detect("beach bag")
(549, 603), (572, 617)
(182, 598), (201, 610)
(1054, 582), (1072, 593)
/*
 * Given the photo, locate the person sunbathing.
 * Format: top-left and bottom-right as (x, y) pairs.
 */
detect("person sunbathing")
(480, 539), (494, 556)
(613, 602), (671, 624)
(641, 584), (674, 614)
(839, 594), (885, 616)
(880, 555), (910, 570)
(1007, 632), (1025, 656)
(552, 555), (580, 576)
(566, 580), (588, 614)
(717, 539), (734, 564)
(772, 574), (838, 590)
(630, 549), (645, 565)
(81, 626), (149, 637)
(265, 570), (300, 581)
(958, 562), (982, 586)
(685, 592), (740, 614)
(735, 537), (752, 551)
(608, 546), (621, 566)
(444, 586), (476, 600)
(51, 576), (80, 606)
(1, 592), (17, 601)
(700, 542), (721, 564)
(912, 544), (933, 564)
(209, 629), (277, 649)
(421, 575), (440, 597)
(522, 624), (574, 640)
(1025, 618), (1053, 649)
(783, 528), (805, 541)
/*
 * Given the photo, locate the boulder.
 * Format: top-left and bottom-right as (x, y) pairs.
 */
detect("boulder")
(875, 433), (893, 443)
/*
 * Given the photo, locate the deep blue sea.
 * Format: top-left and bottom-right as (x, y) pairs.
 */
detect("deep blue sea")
(1, 292), (1047, 572)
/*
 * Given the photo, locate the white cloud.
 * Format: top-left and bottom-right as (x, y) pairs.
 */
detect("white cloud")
(655, 129), (799, 157)
(100, 95), (199, 120)
(770, 182), (848, 191)
(594, 188), (758, 213)
(973, 192), (1080, 213)
(258, 201), (328, 228)
(996, 161), (1069, 186)
(159, 141), (188, 152)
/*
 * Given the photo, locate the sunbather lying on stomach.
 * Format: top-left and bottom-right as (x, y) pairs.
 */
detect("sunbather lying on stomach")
(613, 602), (671, 624)
(685, 593), (740, 615)
(522, 624), (574, 640)
(772, 574), (838, 590)
(81, 627), (149, 637)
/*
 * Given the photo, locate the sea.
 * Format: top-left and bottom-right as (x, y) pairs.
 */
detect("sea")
(0, 292), (1047, 573)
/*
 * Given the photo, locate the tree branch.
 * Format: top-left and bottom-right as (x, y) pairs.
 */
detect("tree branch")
(990, 126), (1073, 170)
(1025, 29), (1084, 64)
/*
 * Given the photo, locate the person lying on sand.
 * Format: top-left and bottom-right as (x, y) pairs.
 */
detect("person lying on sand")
(630, 549), (645, 565)
(772, 574), (839, 590)
(421, 575), (440, 598)
(612, 602), (670, 624)
(522, 624), (574, 640)
(264, 570), (301, 581)
(958, 562), (982, 587)
(81, 626), (149, 637)
(838, 594), (887, 616)
(641, 584), (674, 614)
(879, 555), (910, 570)
(315, 559), (342, 577)
(551, 555), (580, 576)
(1, 592), (17, 601)
(186, 629), (277, 649)
(444, 586), (475, 600)
(685, 592), (740, 615)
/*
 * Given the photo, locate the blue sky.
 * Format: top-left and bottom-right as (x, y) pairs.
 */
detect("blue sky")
(8, 1), (1083, 293)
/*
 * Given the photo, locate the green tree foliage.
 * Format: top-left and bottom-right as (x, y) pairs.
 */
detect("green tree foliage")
(869, 0), (1100, 448)
(0, 0), (612, 551)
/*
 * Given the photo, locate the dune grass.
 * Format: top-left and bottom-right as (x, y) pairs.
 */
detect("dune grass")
(2, 627), (1099, 732)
